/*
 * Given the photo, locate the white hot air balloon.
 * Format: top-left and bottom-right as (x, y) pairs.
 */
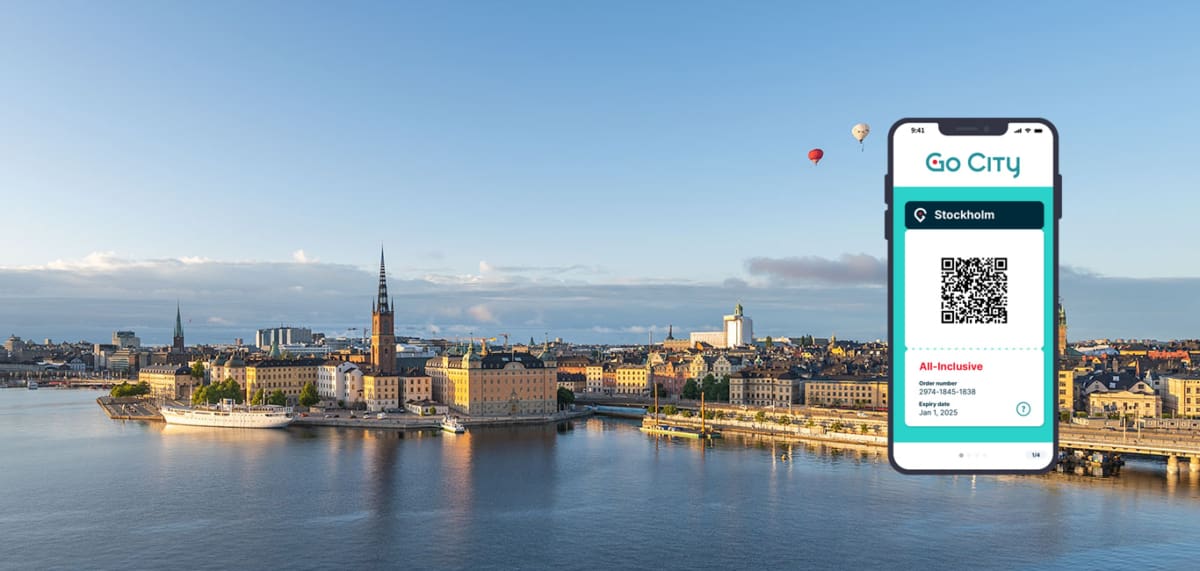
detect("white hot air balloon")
(852, 123), (870, 151)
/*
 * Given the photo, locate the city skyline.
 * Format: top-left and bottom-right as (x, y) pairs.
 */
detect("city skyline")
(3, 2), (1199, 343)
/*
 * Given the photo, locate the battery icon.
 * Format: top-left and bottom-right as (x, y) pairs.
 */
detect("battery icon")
(1033, 128), (1044, 133)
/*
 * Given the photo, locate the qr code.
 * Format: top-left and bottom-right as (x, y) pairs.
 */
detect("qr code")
(940, 257), (1008, 324)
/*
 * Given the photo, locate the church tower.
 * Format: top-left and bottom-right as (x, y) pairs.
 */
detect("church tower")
(173, 302), (185, 352)
(1057, 299), (1067, 359)
(371, 248), (396, 374)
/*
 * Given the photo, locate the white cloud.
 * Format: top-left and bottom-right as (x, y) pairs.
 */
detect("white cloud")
(292, 250), (317, 264)
(207, 316), (233, 326)
(467, 304), (499, 323)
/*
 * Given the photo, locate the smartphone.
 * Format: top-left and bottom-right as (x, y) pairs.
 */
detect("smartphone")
(886, 118), (1060, 474)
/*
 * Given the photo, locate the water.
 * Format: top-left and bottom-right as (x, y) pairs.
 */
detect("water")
(4, 389), (1200, 570)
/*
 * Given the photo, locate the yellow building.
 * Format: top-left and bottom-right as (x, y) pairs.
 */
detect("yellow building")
(1163, 374), (1200, 418)
(209, 353), (247, 387)
(403, 374), (433, 404)
(615, 364), (652, 395)
(139, 365), (196, 400)
(245, 358), (322, 404)
(730, 368), (800, 407)
(1057, 369), (1075, 413)
(805, 379), (889, 409)
(585, 364), (604, 392)
(425, 344), (557, 417)
(363, 374), (400, 412)
(1088, 390), (1160, 418)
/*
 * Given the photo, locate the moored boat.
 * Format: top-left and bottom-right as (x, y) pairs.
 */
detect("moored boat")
(161, 398), (293, 429)
(441, 415), (466, 434)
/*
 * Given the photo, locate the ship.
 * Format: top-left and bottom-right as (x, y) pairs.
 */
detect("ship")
(161, 398), (294, 429)
(441, 415), (466, 434)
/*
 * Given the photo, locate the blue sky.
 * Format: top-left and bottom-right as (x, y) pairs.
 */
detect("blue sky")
(2, 1), (1198, 345)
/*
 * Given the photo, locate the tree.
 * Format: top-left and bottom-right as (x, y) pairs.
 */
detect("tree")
(250, 388), (265, 405)
(299, 382), (319, 407)
(110, 381), (151, 398)
(716, 375), (730, 402)
(754, 411), (766, 423)
(662, 405), (678, 416)
(190, 361), (205, 380)
(681, 379), (701, 400)
(765, 337), (773, 350)
(714, 411), (726, 420)
(680, 409), (694, 418)
(777, 415), (791, 425)
(557, 387), (575, 408)
(268, 389), (287, 407)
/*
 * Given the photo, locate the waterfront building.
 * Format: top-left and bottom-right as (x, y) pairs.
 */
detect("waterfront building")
(363, 374), (400, 412)
(245, 359), (323, 404)
(425, 343), (556, 416)
(730, 368), (801, 407)
(112, 331), (140, 349)
(318, 361), (363, 405)
(585, 364), (604, 392)
(208, 353), (247, 386)
(255, 327), (313, 350)
(804, 379), (889, 409)
(1088, 390), (1161, 418)
(404, 374), (433, 404)
(139, 364), (196, 400)
(1162, 374), (1200, 417)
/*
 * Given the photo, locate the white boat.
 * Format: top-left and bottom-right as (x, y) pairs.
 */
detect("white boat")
(161, 398), (294, 429)
(441, 415), (466, 434)
(27, 381), (38, 390)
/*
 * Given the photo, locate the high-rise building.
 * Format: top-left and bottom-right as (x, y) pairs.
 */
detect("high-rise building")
(688, 303), (754, 349)
(173, 303), (185, 352)
(723, 303), (754, 348)
(254, 327), (314, 349)
(113, 331), (141, 349)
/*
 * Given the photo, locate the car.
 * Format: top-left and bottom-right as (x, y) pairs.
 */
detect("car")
(377, 413), (387, 419)
(324, 414), (334, 419)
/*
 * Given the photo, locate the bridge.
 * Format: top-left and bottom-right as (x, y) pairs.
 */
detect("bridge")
(1060, 427), (1200, 473)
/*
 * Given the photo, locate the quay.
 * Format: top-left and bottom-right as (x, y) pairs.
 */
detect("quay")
(97, 396), (164, 421)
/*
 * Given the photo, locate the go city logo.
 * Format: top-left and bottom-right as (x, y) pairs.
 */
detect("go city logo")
(925, 152), (1021, 178)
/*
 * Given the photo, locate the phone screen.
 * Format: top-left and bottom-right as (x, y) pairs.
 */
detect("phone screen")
(887, 119), (1059, 473)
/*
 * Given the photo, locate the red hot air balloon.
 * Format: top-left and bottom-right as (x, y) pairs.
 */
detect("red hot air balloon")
(808, 148), (824, 165)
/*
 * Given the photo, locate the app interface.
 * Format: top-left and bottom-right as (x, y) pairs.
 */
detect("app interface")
(891, 121), (1055, 471)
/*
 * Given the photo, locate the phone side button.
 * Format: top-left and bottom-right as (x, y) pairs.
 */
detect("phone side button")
(885, 209), (891, 240)
(1056, 174), (1063, 219)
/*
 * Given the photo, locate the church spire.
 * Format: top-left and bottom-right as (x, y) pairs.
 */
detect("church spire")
(377, 247), (391, 313)
(171, 301), (186, 352)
